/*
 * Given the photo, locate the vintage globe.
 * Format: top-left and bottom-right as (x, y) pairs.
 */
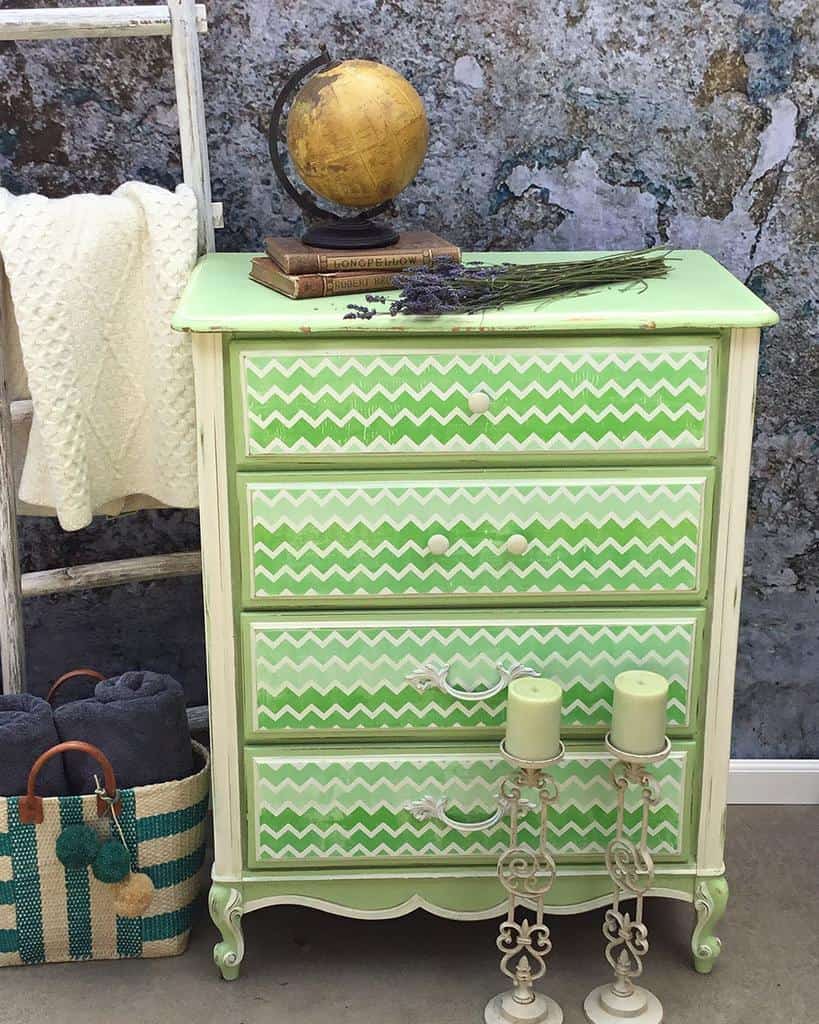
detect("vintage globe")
(286, 59), (429, 209)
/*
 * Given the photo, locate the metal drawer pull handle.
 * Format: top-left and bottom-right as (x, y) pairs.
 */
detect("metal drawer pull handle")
(405, 793), (536, 834)
(406, 661), (538, 702)
(467, 390), (491, 414)
(427, 533), (450, 556)
(506, 533), (529, 555)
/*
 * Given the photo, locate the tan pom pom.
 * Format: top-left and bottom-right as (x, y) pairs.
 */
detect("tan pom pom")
(112, 872), (155, 917)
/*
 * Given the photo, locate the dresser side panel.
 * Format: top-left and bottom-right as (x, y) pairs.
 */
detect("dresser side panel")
(696, 327), (760, 872)
(192, 331), (243, 878)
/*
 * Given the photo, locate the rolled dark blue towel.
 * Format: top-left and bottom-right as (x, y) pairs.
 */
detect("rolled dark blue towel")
(54, 671), (194, 793)
(0, 693), (69, 797)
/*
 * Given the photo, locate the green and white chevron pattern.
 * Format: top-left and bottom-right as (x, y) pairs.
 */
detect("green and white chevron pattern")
(244, 615), (699, 734)
(237, 347), (713, 459)
(243, 474), (710, 601)
(248, 748), (689, 863)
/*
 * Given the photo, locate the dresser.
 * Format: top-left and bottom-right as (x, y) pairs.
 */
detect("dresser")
(172, 250), (777, 981)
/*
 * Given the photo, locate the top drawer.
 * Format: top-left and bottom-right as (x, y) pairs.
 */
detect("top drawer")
(231, 338), (719, 467)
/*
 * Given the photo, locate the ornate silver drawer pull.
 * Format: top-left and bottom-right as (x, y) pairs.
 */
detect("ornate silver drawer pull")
(405, 661), (539, 702)
(404, 793), (537, 833)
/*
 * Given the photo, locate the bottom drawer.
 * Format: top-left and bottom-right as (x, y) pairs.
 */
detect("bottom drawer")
(246, 742), (695, 868)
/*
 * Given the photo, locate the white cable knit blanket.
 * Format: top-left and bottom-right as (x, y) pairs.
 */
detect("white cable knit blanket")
(0, 183), (199, 531)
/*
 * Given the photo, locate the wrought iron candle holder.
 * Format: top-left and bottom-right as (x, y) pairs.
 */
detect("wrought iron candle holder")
(484, 739), (566, 1024)
(583, 734), (672, 1024)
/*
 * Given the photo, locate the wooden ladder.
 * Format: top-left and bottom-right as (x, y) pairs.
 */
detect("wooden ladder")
(0, 3), (218, 729)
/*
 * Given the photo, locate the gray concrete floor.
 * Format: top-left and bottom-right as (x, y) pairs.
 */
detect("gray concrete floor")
(2, 806), (817, 1024)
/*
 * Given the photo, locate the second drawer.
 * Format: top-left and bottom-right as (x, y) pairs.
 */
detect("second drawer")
(241, 610), (705, 740)
(238, 468), (714, 606)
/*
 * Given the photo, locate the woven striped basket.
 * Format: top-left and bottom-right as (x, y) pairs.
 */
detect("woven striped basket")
(0, 740), (209, 966)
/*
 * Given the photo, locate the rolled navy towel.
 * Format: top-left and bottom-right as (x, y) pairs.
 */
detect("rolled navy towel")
(0, 693), (69, 797)
(54, 671), (194, 793)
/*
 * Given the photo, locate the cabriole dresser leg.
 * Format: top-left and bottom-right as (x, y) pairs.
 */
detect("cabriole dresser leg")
(691, 875), (729, 974)
(209, 883), (245, 981)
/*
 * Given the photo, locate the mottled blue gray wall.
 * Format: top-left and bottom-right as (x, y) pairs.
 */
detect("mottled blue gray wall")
(1, 0), (816, 754)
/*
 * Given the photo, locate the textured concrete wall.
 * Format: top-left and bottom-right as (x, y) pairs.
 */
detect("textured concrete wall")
(1, 1), (816, 753)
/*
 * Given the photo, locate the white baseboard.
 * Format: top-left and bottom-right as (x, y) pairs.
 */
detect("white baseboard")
(728, 759), (819, 804)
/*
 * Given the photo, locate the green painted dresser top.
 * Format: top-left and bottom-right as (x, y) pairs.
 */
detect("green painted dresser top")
(172, 250), (778, 335)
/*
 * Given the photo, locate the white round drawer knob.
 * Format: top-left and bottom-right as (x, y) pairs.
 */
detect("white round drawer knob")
(427, 533), (450, 556)
(506, 534), (529, 556)
(467, 391), (491, 415)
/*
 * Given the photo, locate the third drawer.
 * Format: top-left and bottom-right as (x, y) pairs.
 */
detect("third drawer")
(240, 610), (705, 741)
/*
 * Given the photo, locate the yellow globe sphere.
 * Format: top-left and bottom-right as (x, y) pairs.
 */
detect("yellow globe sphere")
(286, 59), (429, 209)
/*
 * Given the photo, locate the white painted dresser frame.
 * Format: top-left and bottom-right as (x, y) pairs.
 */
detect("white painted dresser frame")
(0, 3), (217, 726)
(192, 317), (762, 972)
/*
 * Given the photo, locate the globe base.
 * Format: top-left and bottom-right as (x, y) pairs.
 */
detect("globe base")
(302, 218), (399, 249)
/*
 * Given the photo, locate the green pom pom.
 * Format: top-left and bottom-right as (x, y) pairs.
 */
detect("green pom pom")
(56, 824), (101, 870)
(92, 840), (131, 883)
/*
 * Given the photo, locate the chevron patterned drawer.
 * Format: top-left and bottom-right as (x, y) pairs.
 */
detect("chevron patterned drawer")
(232, 341), (717, 466)
(239, 469), (714, 606)
(246, 742), (695, 866)
(241, 611), (704, 739)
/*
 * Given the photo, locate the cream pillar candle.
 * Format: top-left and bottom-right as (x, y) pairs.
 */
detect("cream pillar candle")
(610, 671), (669, 756)
(505, 677), (562, 761)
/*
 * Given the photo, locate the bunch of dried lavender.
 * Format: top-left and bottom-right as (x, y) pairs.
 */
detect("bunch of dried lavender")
(344, 247), (673, 319)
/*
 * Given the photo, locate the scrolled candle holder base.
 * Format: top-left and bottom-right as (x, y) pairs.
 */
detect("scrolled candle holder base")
(485, 989), (564, 1024)
(484, 741), (566, 1024)
(583, 734), (670, 1024)
(583, 982), (662, 1024)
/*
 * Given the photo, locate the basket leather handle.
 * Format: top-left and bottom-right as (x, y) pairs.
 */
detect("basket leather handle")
(19, 741), (121, 825)
(46, 668), (105, 705)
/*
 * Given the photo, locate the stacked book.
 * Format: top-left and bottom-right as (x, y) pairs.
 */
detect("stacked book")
(250, 231), (462, 299)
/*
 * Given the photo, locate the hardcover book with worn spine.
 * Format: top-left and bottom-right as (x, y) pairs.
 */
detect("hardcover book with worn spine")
(264, 230), (461, 275)
(249, 256), (398, 300)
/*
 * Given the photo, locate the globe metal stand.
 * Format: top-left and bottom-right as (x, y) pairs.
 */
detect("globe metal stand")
(583, 735), (672, 1024)
(484, 740), (566, 1024)
(268, 47), (399, 249)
